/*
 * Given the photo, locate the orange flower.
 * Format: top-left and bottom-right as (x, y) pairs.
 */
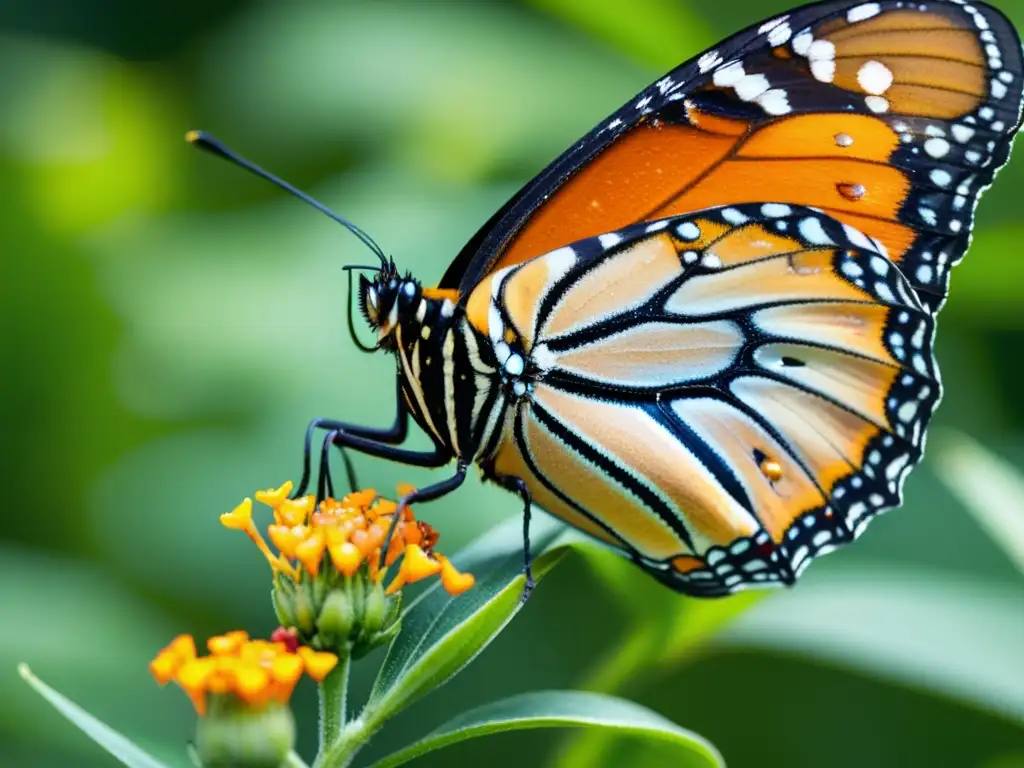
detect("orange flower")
(150, 632), (337, 716)
(222, 482), (474, 598)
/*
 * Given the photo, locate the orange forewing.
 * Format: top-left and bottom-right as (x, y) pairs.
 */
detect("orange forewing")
(477, 8), (987, 280)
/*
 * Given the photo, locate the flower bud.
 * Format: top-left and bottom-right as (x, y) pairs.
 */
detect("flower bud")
(227, 483), (475, 658)
(316, 587), (357, 645)
(361, 580), (387, 635)
(194, 696), (295, 768)
(272, 575), (317, 635)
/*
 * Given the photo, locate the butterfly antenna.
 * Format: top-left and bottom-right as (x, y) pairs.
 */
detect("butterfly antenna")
(186, 130), (388, 267)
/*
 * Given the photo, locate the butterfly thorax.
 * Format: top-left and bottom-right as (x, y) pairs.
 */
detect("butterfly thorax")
(359, 269), (513, 462)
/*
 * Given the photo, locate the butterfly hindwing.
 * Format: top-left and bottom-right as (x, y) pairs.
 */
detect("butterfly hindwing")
(479, 204), (938, 595)
(443, 0), (1024, 317)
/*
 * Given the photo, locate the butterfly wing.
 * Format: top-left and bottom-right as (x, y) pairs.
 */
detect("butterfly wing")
(479, 204), (937, 595)
(442, 0), (1024, 316)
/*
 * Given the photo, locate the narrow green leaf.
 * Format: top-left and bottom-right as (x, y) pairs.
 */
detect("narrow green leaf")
(366, 515), (569, 727)
(717, 566), (1024, 723)
(18, 664), (177, 768)
(365, 691), (724, 768)
(934, 431), (1024, 577)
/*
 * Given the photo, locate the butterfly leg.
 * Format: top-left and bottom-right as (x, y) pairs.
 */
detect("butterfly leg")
(378, 463), (469, 569)
(308, 425), (452, 504)
(490, 474), (535, 601)
(294, 374), (411, 497)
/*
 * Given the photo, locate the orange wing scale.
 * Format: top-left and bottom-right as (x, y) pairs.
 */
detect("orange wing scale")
(480, 7), (990, 283)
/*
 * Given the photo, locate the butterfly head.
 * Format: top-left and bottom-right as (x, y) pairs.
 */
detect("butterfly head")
(358, 261), (421, 344)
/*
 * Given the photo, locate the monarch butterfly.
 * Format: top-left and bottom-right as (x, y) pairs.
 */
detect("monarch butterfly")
(192, 0), (1024, 597)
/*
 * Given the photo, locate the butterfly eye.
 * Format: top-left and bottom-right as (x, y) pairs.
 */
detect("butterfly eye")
(367, 286), (378, 310)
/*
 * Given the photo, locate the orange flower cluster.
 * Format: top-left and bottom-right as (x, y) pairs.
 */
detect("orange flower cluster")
(220, 482), (474, 596)
(149, 632), (337, 715)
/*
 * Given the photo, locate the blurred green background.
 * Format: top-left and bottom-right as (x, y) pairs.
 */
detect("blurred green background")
(3, 0), (1024, 766)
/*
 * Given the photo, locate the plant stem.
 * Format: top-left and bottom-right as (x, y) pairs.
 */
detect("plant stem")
(284, 751), (313, 768)
(314, 716), (379, 768)
(316, 651), (351, 764)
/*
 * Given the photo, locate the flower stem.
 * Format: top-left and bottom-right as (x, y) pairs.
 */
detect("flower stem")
(316, 650), (351, 763)
(313, 716), (377, 768)
(284, 751), (313, 768)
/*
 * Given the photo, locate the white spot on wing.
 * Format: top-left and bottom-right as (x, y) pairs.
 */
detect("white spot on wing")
(847, 3), (881, 22)
(809, 38), (835, 60)
(841, 260), (864, 279)
(930, 169), (952, 188)
(865, 95), (889, 113)
(843, 223), (877, 253)
(811, 58), (836, 83)
(792, 30), (813, 56)
(952, 124), (975, 143)
(735, 73), (771, 101)
(721, 208), (749, 225)
(698, 50), (723, 73)
(761, 203), (792, 217)
(759, 16), (787, 33)
(757, 88), (791, 115)
(924, 138), (951, 159)
(767, 23), (792, 47)
(857, 60), (893, 95)
(713, 61), (745, 88)
(898, 401), (918, 423)
(798, 217), (833, 245)
(678, 221), (702, 241)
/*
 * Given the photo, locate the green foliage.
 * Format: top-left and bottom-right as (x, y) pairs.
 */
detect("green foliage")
(18, 666), (176, 768)
(364, 691), (723, 768)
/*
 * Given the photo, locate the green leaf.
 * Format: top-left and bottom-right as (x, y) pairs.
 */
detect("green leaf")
(18, 665), (177, 768)
(365, 515), (570, 728)
(933, 431), (1024, 577)
(365, 691), (723, 768)
(717, 566), (1024, 723)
